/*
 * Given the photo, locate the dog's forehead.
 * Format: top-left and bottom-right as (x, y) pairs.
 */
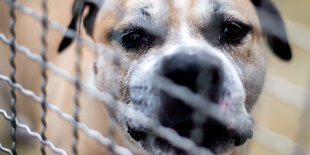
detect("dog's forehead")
(97, 0), (259, 36)
(117, 0), (254, 21)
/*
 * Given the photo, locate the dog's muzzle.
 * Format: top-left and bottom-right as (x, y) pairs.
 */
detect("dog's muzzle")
(127, 47), (253, 154)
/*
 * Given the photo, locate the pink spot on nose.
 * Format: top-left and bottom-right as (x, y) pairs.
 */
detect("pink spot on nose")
(220, 101), (226, 111)
(219, 92), (232, 113)
(220, 100), (231, 112)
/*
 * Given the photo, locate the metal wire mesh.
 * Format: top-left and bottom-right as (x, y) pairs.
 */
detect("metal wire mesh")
(8, 0), (17, 154)
(39, 0), (48, 154)
(0, 0), (309, 155)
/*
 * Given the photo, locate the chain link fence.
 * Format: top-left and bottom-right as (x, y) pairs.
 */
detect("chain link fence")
(0, 0), (309, 155)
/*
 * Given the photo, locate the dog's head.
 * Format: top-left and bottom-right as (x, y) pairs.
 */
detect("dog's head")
(59, 0), (291, 154)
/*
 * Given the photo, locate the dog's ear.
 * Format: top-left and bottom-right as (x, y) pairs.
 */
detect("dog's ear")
(58, 0), (102, 53)
(251, 0), (292, 61)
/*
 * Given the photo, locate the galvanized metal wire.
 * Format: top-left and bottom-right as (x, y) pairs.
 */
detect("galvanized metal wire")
(39, 0), (49, 154)
(0, 74), (133, 155)
(0, 109), (67, 155)
(8, 0), (17, 154)
(1, 0), (104, 55)
(0, 142), (13, 155)
(72, 14), (83, 155)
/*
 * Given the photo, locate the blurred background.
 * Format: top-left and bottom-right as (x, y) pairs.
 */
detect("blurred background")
(0, 0), (309, 155)
(249, 0), (310, 154)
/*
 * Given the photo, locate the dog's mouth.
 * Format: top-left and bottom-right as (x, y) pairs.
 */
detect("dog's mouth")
(126, 77), (253, 154)
(126, 96), (253, 154)
(127, 119), (252, 154)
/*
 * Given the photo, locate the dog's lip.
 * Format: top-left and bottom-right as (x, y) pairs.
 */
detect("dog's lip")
(127, 119), (252, 154)
(128, 84), (253, 152)
(163, 113), (253, 148)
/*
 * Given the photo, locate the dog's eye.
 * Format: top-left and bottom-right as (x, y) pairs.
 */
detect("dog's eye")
(121, 28), (154, 51)
(220, 21), (251, 44)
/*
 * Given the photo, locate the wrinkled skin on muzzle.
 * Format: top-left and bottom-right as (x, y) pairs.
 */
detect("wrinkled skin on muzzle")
(122, 45), (254, 154)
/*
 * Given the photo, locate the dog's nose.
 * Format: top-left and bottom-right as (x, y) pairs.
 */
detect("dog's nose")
(161, 53), (223, 102)
(158, 52), (224, 129)
(159, 53), (222, 128)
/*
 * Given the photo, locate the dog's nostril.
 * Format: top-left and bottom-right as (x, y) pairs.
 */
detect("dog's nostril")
(127, 125), (146, 141)
(232, 127), (253, 146)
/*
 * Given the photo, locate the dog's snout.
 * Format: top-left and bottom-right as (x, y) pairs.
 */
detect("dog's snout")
(161, 53), (223, 102)
(158, 52), (226, 137)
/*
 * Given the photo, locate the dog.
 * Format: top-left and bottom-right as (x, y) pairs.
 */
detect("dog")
(47, 0), (292, 154)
